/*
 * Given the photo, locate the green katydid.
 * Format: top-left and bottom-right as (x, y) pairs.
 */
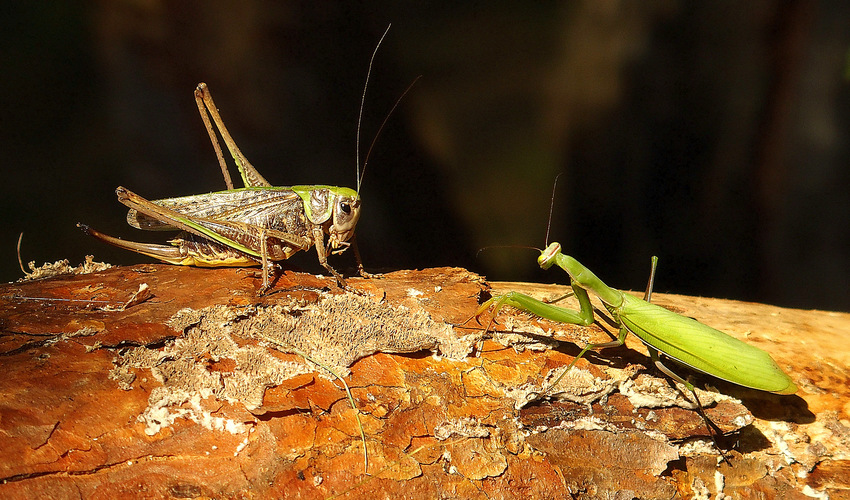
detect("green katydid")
(78, 28), (402, 294)
(475, 242), (797, 398)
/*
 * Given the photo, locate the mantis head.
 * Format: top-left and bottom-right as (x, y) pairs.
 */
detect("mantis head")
(538, 242), (561, 270)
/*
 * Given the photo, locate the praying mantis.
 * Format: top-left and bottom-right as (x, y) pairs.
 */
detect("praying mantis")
(475, 242), (797, 398)
(471, 240), (797, 456)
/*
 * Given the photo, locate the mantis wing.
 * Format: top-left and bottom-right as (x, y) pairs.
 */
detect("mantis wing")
(617, 294), (796, 394)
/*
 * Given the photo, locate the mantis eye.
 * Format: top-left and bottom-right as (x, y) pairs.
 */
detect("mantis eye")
(340, 202), (351, 214)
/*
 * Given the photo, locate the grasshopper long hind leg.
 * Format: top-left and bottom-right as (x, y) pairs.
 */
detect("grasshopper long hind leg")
(77, 223), (187, 264)
(77, 223), (258, 267)
(194, 83), (270, 189)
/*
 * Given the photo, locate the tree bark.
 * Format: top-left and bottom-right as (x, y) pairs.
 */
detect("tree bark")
(0, 264), (847, 499)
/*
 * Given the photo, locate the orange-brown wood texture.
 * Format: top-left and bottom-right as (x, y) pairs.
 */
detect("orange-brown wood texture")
(1, 264), (847, 499)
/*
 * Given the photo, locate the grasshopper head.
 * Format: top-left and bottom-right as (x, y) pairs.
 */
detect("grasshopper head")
(328, 190), (361, 248)
(538, 242), (561, 270)
(295, 186), (362, 248)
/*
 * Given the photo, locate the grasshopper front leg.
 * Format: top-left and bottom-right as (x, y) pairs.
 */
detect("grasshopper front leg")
(311, 224), (348, 289)
(350, 235), (378, 279)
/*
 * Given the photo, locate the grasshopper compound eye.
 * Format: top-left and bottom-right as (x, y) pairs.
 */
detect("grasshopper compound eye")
(340, 203), (352, 215)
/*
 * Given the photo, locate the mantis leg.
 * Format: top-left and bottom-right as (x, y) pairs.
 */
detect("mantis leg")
(476, 283), (595, 329)
(545, 326), (629, 393)
(649, 347), (729, 460)
(474, 284), (633, 394)
(640, 258), (730, 460)
(643, 256), (658, 302)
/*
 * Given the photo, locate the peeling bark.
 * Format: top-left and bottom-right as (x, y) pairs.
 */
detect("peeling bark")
(0, 265), (847, 499)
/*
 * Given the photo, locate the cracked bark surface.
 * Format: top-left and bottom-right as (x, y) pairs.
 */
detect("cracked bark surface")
(1, 264), (848, 499)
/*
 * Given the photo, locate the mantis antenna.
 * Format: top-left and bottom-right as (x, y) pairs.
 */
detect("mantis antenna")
(544, 173), (563, 246)
(472, 175), (564, 263)
(475, 245), (540, 259)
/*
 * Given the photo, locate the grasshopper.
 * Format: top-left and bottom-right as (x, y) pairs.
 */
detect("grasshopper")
(79, 81), (371, 294)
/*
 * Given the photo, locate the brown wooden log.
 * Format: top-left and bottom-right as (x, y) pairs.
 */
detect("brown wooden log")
(0, 263), (847, 499)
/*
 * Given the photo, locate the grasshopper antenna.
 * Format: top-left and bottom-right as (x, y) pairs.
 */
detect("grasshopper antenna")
(359, 75), (420, 194)
(356, 24), (391, 194)
(355, 24), (421, 194)
(544, 173), (563, 246)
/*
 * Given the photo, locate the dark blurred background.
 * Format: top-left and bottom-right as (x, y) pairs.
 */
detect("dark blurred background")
(2, 2), (849, 311)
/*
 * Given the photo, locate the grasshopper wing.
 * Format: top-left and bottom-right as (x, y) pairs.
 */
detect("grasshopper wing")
(127, 188), (302, 230)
